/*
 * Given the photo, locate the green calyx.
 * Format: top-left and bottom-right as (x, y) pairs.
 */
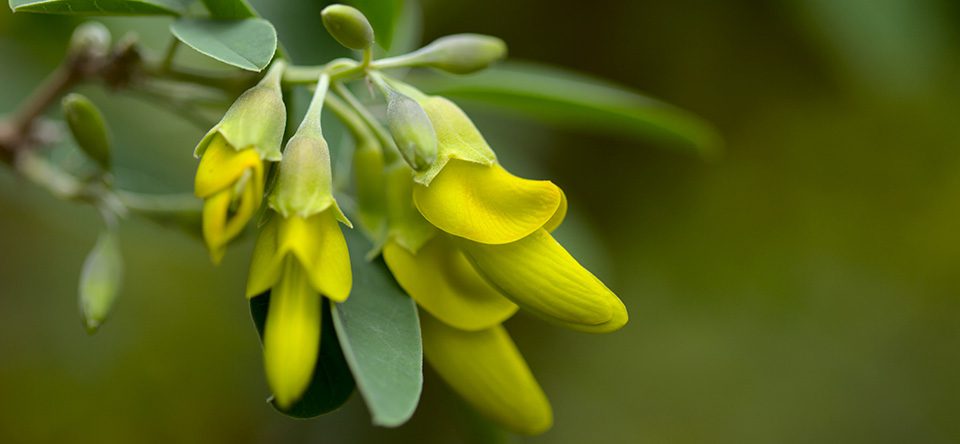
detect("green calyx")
(269, 73), (350, 224)
(322, 4), (375, 51)
(195, 60), (287, 161)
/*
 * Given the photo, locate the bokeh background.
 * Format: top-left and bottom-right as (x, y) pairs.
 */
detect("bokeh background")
(3, 0), (960, 442)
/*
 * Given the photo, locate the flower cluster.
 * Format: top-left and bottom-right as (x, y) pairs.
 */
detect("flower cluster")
(190, 4), (628, 435)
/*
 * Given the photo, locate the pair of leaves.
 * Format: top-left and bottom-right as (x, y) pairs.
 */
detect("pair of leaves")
(412, 61), (723, 157)
(249, 229), (422, 426)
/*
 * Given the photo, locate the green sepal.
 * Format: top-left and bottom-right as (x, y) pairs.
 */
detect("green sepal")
(250, 294), (355, 418)
(62, 93), (112, 170)
(194, 61), (286, 161)
(268, 133), (349, 224)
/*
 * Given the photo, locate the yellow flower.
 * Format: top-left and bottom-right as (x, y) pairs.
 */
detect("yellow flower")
(194, 135), (264, 264)
(193, 61), (286, 263)
(245, 73), (353, 408)
(246, 209), (351, 407)
(411, 95), (628, 333)
(374, 93), (627, 434)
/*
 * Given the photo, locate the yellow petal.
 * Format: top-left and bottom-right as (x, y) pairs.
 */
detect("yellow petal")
(246, 215), (282, 298)
(385, 164), (438, 254)
(420, 313), (552, 435)
(194, 134), (262, 198)
(543, 188), (567, 233)
(383, 236), (517, 331)
(201, 189), (231, 264)
(461, 229), (628, 333)
(263, 258), (321, 408)
(413, 160), (562, 245)
(277, 211), (352, 302)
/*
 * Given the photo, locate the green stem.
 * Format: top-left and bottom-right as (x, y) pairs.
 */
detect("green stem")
(332, 82), (400, 164)
(296, 73), (330, 138)
(160, 38), (181, 72)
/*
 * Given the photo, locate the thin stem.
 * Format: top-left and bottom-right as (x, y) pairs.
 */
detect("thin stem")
(12, 63), (77, 136)
(332, 82), (399, 164)
(160, 38), (181, 72)
(296, 73), (330, 137)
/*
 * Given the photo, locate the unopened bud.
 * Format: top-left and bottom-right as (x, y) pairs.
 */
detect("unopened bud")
(411, 34), (507, 74)
(322, 4), (375, 51)
(79, 230), (123, 334)
(69, 21), (111, 59)
(386, 90), (438, 171)
(62, 93), (112, 170)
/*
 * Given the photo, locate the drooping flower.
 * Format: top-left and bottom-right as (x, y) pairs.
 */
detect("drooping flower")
(193, 61), (286, 263)
(246, 74), (352, 408)
(371, 89), (627, 434)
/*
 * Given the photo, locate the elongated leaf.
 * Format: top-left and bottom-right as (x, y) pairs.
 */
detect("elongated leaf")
(250, 294), (355, 418)
(9, 0), (185, 15)
(332, 229), (422, 427)
(412, 61), (722, 157)
(200, 0), (255, 19)
(170, 18), (277, 72)
(78, 230), (123, 333)
(347, 0), (403, 50)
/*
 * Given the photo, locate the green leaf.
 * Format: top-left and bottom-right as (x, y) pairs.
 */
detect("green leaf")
(170, 18), (277, 72)
(250, 294), (355, 418)
(78, 230), (123, 334)
(9, 0), (186, 15)
(200, 0), (255, 19)
(347, 0), (403, 50)
(411, 61), (722, 157)
(332, 229), (422, 427)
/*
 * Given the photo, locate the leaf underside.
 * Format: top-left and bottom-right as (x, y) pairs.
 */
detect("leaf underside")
(170, 17), (277, 71)
(9, 0), (186, 15)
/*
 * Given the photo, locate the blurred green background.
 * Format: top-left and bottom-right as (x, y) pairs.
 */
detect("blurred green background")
(3, 0), (960, 442)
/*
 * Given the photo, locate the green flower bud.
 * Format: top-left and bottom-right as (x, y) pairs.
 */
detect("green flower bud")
(409, 34), (507, 74)
(79, 230), (123, 334)
(195, 61), (287, 161)
(69, 21), (111, 59)
(321, 4), (375, 51)
(386, 90), (438, 171)
(62, 93), (112, 170)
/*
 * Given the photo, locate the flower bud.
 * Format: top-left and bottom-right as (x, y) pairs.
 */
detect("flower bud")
(62, 93), (112, 170)
(69, 21), (111, 60)
(79, 230), (123, 334)
(410, 34), (507, 74)
(386, 90), (438, 171)
(195, 61), (287, 161)
(321, 4), (375, 51)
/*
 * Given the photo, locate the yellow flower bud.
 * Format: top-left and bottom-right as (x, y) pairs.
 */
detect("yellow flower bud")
(321, 4), (375, 51)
